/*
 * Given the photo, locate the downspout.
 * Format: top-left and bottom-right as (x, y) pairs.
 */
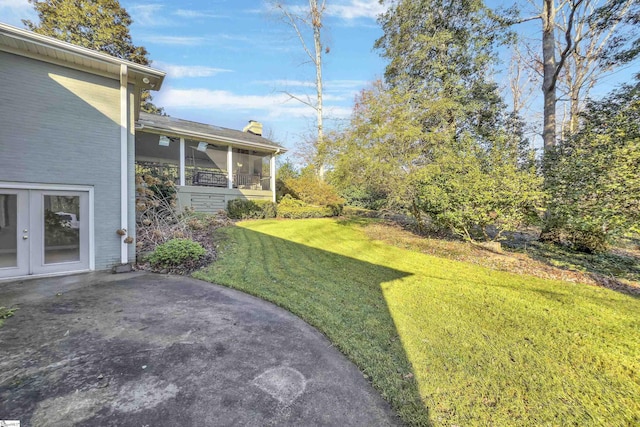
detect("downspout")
(120, 64), (128, 264)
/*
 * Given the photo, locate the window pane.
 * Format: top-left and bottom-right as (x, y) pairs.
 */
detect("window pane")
(0, 194), (17, 268)
(44, 195), (80, 264)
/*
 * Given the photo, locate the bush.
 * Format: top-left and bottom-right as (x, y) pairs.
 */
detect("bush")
(339, 185), (387, 210)
(543, 82), (640, 252)
(342, 206), (379, 218)
(280, 175), (345, 207)
(147, 238), (206, 269)
(277, 195), (335, 219)
(227, 199), (277, 219)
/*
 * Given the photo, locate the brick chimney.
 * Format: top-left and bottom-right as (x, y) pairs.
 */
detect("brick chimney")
(243, 120), (263, 136)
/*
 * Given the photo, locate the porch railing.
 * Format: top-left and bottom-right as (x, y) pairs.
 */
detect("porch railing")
(136, 161), (271, 191)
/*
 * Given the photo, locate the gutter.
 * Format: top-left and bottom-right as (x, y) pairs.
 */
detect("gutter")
(139, 124), (287, 153)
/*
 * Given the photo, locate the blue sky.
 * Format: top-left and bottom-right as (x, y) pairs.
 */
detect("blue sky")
(1, 0), (636, 154)
(1, 0), (389, 152)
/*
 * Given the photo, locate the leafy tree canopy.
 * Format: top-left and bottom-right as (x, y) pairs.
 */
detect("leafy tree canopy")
(327, 81), (544, 241)
(374, 0), (510, 147)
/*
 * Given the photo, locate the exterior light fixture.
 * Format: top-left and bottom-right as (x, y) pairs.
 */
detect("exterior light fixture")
(197, 141), (208, 152)
(158, 135), (170, 146)
(142, 77), (150, 84)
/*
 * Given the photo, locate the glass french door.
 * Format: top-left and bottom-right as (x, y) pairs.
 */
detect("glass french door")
(0, 189), (89, 279)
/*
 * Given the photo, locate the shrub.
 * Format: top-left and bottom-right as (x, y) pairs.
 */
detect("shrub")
(281, 175), (345, 206)
(227, 199), (277, 219)
(147, 238), (206, 269)
(543, 82), (640, 252)
(339, 185), (387, 210)
(342, 206), (379, 218)
(277, 195), (335, 219)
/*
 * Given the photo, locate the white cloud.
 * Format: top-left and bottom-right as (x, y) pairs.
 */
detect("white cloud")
(256, 79), (367, 90)
(129, 4), (169, 27)
(138, 35), (205, 45)
(155, 87), (352, 119)
(0, 0), (36, 27)
(152, 62), (232, 78)
(326, 79), (369, 89)
(174, 9), (226, 19)
(326, 0), (387, 20)
(255, 79), (316, 88)
(253, 0), (386, 22)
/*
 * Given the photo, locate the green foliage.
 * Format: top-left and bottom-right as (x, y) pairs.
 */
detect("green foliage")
(342, 206), (379, 218)
(275, 160), (300, 201)
(337, 185), (387, 210)
(375, 0), (505, 133)
(544, 82), (640, 252)
(24, 0), (162, 114)
(280, 174), (344, 207)
(327, 81), (544, 241)
(591, 0), (640, 66)
(227, 199), (277, 220)
(147, 238), (206, 269)
(276, 194), (336, 219)
(415, 139), (544, 241)
(0, 306), (18, 328)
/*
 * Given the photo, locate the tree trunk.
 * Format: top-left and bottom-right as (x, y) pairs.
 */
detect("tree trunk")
(542, 0), (557, 152)
(569, 85), (581, 134)
(311, 0), (325, 180)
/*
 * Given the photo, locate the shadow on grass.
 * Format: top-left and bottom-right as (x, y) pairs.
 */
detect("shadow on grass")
(513, 240), (640, 297)
(342, 214), (640, 297)
(196, 226), (431, 426)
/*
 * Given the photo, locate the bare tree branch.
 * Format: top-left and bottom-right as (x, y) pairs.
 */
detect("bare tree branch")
(281, 90), (318, 110)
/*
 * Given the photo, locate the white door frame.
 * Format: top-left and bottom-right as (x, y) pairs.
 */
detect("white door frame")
(0, 182), (95, 279)
(0, 189), (29, 279)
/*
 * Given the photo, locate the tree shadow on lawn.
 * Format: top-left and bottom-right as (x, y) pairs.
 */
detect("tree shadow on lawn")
(198, 226), (432, 426)
(513, 240), (640, 297)
(338, 216), (640, 297)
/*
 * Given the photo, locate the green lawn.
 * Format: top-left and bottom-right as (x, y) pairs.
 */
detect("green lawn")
(194, 218), (640, 426)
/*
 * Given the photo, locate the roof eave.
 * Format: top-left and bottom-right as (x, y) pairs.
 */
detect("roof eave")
(139, 125), (287, 153)
(0, 22), (165, 91)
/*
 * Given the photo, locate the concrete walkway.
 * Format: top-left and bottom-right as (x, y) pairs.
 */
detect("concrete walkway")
(0, 272), (399, 426)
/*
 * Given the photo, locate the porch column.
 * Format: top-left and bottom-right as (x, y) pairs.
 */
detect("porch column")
(227, 145), (233, 189)
(270, 154), (276, 202)
(179, 138), (185, 186)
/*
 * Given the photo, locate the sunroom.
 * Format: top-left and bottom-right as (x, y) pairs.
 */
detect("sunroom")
(135, 112), (285, 213)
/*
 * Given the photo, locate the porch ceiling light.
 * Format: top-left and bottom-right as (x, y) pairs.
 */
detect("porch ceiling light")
(197, 141), (208, 152)
(158, 135), (171, 146)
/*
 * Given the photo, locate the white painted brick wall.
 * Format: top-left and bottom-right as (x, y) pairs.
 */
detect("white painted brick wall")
(0, 51), (131, 271)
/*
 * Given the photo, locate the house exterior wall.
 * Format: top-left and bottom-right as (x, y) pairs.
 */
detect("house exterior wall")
(176, 186), (273, 214)
(0, 51), (131, 270)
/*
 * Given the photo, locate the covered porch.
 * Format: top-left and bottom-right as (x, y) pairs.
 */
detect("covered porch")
(135, 113), (285, 213)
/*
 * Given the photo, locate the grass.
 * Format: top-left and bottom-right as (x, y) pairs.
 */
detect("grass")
(363, 220), (640, 294)
(194, 218), (640, 426)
